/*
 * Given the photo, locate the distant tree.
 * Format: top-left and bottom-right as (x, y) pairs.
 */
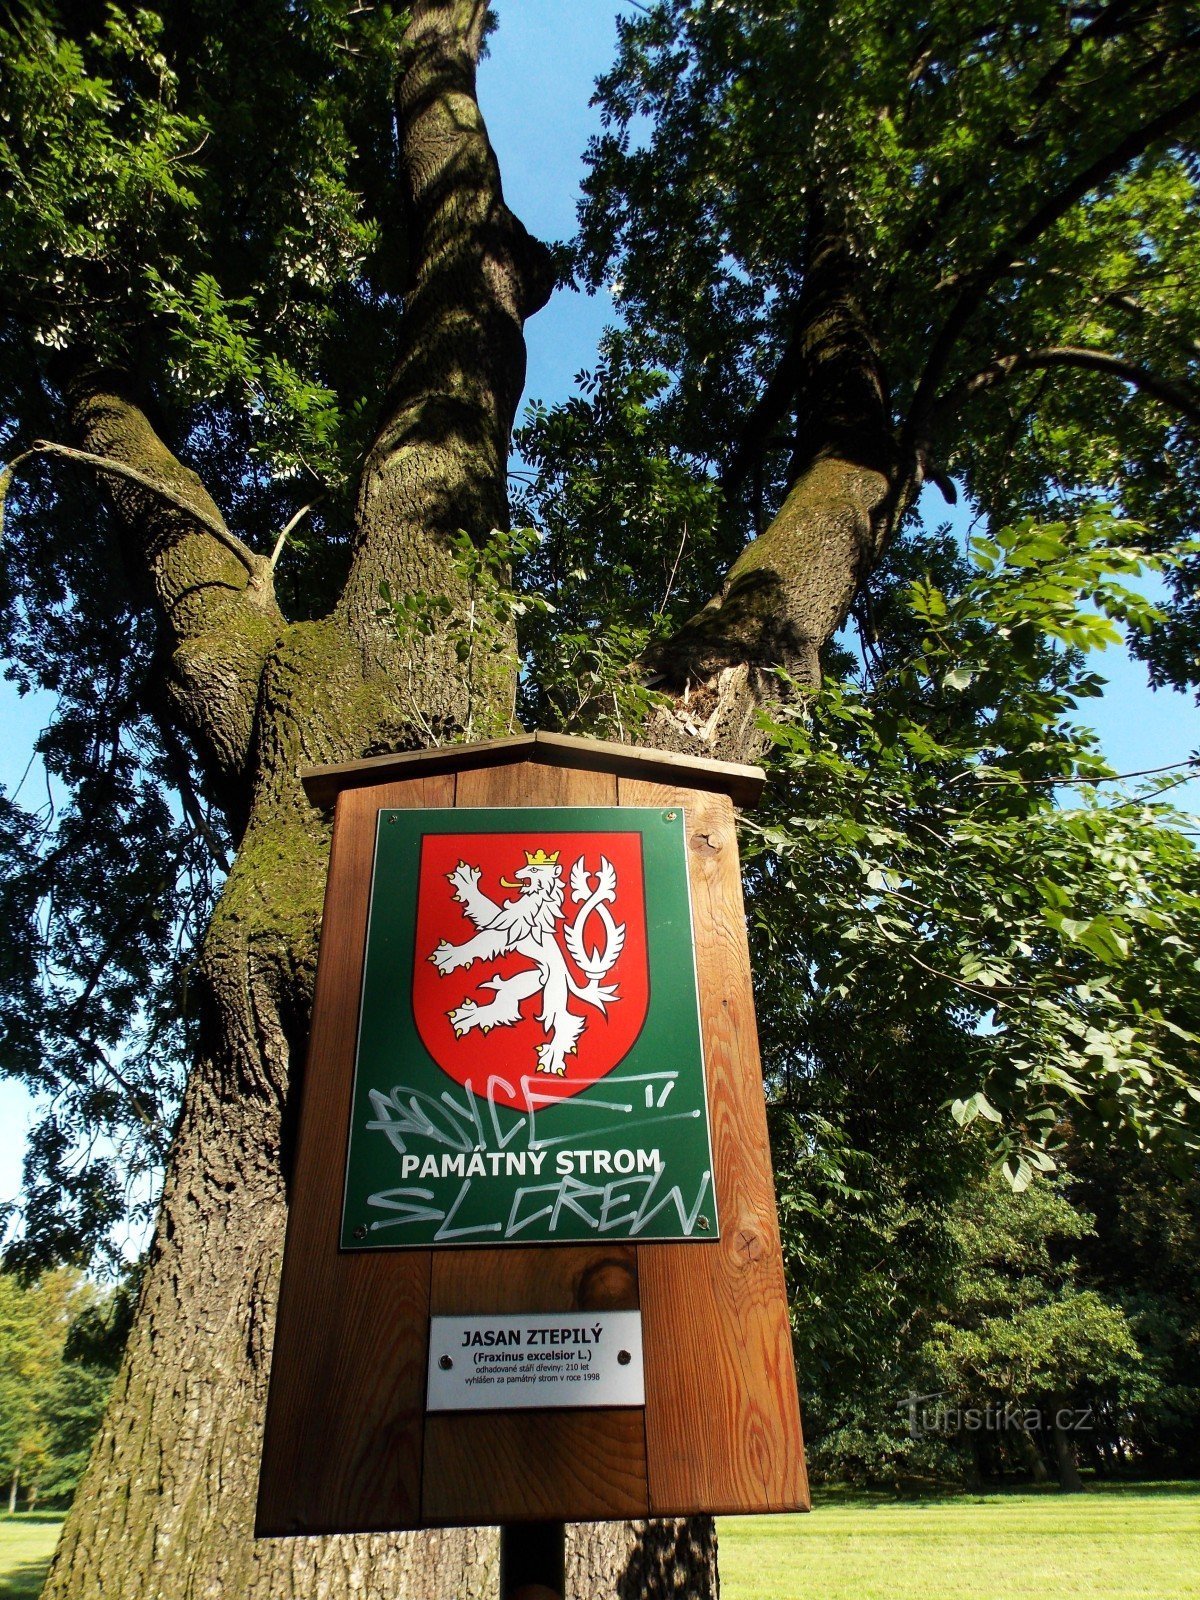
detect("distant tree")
(29, 1270), (133, 1508)
(35, 1362), (113, 1508)
(0, 1269), (100, 1512)
(1072, 1143), (1200, 1476)
(0, 1274), (53, 1513)
(922, 1177), (1140, 1491)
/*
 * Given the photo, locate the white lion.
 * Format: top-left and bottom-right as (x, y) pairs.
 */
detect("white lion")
(428, 848), (624, 1075)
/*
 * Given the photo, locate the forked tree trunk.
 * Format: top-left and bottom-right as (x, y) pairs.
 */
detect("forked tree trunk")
(39, 9), (899, 1598)
(37, 6), (730, 1597)
(644, 221), (900, 760)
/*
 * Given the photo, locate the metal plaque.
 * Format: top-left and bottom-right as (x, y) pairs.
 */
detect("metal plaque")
(426, 1311), (645, 1411)
(341, 807), (717, 1248)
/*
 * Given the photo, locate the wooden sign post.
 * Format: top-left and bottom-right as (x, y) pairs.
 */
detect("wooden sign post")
(257, 732), (807, 1543)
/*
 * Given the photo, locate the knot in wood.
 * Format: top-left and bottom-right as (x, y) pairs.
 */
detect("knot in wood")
(575, 1254), (638, 1311)
(734, 1229), (763, 1264)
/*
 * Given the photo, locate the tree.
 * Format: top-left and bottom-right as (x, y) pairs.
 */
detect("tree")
(34, 1271), (132, 1509)
(1, 1), (1198, 1596)
(0, 1271), (58, 1514)
(732, 515), (1200, 1489)
(746, 513), (1200, 1171)
(0, 1268), (112, 1513)
(1071, 1139), (1200, 1476)
(922, 1176), (1140, 1492)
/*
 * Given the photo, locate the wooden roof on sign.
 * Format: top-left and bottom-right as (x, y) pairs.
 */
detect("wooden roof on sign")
(300, 730), (767, 810)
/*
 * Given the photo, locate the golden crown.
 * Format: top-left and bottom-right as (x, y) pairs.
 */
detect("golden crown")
(524, 848), (560, 866)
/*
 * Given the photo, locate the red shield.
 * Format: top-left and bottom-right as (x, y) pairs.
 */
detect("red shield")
(412, 830), (649, 1110)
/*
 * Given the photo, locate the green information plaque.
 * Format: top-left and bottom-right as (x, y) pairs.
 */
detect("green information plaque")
(340, 807), (717, 1248)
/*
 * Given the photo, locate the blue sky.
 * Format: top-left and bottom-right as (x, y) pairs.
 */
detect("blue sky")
(1, 0), (1197, 1214)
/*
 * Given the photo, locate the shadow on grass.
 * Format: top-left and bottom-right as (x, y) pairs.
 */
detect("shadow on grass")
(1, 1555), (54, 1599)
(809, 1477), (1200, 1510)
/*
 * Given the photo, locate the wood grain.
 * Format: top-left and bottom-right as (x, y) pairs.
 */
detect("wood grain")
(428, 1245), (638, 1316)
(618, 775), (809, 1516)
(256, 775), (450, 1537)
(419, 757), (651, 1526)
(422, 1234), (645, 1524)
(422, 1410), (647, 1527)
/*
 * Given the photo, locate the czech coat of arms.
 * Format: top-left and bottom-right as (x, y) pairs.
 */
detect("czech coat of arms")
(411, 830), (650, 1109)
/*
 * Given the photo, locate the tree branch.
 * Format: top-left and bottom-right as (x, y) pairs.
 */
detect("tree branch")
(63, 373), (284, 827)
(153, 711), (233, 875)
(64, 1029), (166, 1146)
(904, 81), (1200, 447)
(721, 322), (806, 494)
(269, 498), (321, 570)
(1026, 0), (1149, 111)
(336, 0), (553, 737)
(6, 440), (260, 575)
(1090, 288), (1200, 360)
(965, 756), (1199, 788)
(348, 0), (554, 582)
(935, 344), (1200, 428)
(647, 226), (897, 747)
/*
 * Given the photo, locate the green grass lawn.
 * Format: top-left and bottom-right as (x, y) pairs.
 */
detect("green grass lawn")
(0, 1515), (62, 1600)
(719, 1482), (1200, 1600)
(1, 1486), (1197, 1598)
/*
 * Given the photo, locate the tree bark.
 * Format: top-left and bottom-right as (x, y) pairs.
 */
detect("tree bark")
(342, 0), (554, 733)
(644, 224), (899, 761)
(1050, 1400), (1085, 1493)
(1013, 1419), (1051, 1485)
(64, 372), (284, 836)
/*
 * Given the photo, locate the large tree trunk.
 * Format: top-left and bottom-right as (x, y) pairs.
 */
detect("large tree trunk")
(41, 620), (508, 1597)
(40, 7), (901, 1596)
(38, 6), (738, 1597)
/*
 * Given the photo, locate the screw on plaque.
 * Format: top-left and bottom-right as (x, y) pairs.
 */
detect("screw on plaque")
(617, 1349), (632, 1366)
(439, 1354), (453, 1370)
(387, 814), (397, 824)
(663, 810), (678, 822)
(697, 1216), (711, 1231)
(353, 1224), (367, 1240)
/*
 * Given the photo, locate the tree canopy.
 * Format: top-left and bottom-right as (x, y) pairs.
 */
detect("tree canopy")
(579, 0), (1200, 561)
(1, 0), (412, 1265)
(3, 1), (1198, 1265)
